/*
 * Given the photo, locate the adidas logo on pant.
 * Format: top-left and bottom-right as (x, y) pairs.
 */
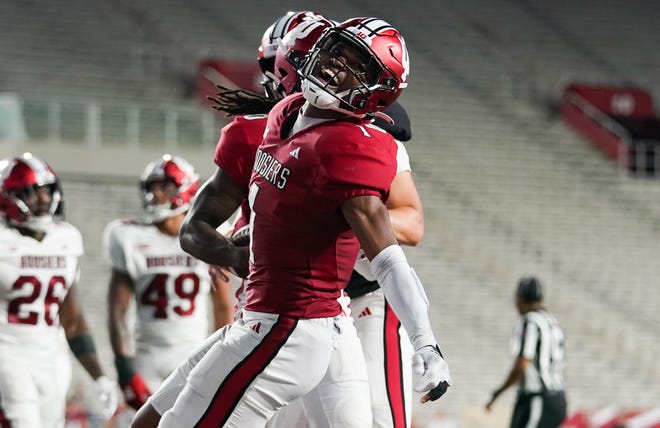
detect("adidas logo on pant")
(358, 307), (372, 318)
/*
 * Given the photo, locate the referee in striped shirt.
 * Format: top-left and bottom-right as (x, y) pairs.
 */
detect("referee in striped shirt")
(486, 276), (567, 427)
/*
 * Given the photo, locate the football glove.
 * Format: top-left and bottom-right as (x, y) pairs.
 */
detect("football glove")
(93, 376), (119, 420)
(230, 224), (250, 247)
(426, 381), (451, 401)
(412, 345), (452, 394)
(120, 373), (152, 410)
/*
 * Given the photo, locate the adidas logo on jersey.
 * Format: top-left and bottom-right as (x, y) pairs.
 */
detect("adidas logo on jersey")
(358, 307), (372, 318)
(289, 147), (300, 159)
(249, 322), (261, 334)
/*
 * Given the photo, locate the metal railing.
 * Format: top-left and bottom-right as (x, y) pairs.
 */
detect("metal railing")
(10, 95), (225, 150)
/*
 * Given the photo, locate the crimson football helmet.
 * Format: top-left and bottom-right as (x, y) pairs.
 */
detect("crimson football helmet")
(139, 154), (200, 223)
(258, 11), (329, 98)
(0, 153), (62, 232)
(301, 17), (410, 118)
(272, 15), (334, 97)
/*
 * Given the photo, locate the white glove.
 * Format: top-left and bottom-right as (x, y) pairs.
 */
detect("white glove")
(93, 376), (119, 420)
(412, 345), (452, 393)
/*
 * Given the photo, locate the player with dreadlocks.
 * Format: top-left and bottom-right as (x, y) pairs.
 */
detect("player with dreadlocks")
(133, 11), (446, 428)
(168, 13), (450, 426)
(131, 12), (370, 428)
(207, 86), (278, 117)
(206, 12), (432, 428)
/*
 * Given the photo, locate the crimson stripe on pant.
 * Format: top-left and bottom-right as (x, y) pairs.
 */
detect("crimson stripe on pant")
(195, 316), (298, 428)
(383, 300), (407, 428)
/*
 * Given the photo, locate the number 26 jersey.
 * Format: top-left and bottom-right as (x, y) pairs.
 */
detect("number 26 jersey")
(0, 221), (83, 361)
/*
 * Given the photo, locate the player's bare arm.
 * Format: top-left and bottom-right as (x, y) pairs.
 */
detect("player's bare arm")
(107, 269), (135, 358)
(107, 266), (153, 410)
(386, 170), (424, 246)
(208, 267), (235, 329)
(486, 356), (530, 411)
(179, 168), (248, 273)
(61, 282), (118, 418)
(342, 195), (398, 258)
(60, 283), (104, 378)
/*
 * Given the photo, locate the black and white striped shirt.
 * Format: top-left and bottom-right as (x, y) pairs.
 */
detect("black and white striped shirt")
(512, 309), (566, 394)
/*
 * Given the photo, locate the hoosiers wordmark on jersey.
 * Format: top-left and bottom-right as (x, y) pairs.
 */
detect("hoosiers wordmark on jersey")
(20, 255), (67, 269)
(145, 255), (197, 268)
(253, 147), (290, 189)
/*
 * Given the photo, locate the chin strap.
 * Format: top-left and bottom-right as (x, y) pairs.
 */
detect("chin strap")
(144, 203), (189, 224)
(372, 111), (394, 125)
(14, 215), (54, 234)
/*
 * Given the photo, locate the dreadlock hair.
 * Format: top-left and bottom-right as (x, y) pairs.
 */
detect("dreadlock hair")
(208, 85), (279, 117)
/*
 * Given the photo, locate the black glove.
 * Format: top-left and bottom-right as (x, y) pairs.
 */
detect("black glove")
(426, 380), (450, 401)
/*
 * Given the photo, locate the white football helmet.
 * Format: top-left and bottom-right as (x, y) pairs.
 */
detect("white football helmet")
(0, 153), (62, 233)
(301, 17), (410, 118)
(272, 15), (334, 97)
(258, 11), (329, 98)
(140, 154), (200, 223)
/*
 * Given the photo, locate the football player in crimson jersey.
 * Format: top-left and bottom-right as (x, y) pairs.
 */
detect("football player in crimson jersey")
(104, 155), (234, 415)
(212, 18), (431, 428)
(133, 12), (370, 428)
(132, 15), (446, 428)
(0, 153), (118, 427)
(149, 17), (451, 428)
(225, 17), (425, 428)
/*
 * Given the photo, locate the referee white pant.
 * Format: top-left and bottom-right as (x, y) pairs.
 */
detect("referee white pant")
(158, 310), (356, 427)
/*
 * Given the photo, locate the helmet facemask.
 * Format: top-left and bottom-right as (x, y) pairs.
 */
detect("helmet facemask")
(141, 179), (187, 224)
(301, 28), (399, 118)
(5, 183), (61, 233)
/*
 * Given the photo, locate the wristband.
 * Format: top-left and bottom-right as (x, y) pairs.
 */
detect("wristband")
(68, 334), (97, 357)
(114, 355), (137, 385)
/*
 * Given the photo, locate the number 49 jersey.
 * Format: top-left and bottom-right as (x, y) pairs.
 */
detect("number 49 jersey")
(0, 221), (83, 362)
(103, 220), (212, 348)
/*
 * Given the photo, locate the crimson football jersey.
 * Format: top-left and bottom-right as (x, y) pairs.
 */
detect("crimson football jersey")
(214, 114), (267, 233)
(214, 114), (268, 187)
(245, 93), (398, 318)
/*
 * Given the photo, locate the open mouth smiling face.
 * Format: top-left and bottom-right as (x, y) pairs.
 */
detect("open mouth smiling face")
(314, 38), (373, 93)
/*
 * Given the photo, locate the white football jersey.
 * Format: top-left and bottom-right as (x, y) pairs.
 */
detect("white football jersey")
(103, 220), (212, 348)
(0, 221), (83, 363)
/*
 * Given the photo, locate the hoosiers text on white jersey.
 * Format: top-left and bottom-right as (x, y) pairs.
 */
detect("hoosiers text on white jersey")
(0, 221), (83, 362)
(103, 220), (212, 348)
